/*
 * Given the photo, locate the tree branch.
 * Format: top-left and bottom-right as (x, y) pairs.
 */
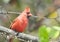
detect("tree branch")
(0, 26), (39, 42)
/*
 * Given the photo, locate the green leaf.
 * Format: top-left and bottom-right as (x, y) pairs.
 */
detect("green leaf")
(51, 26), (60, 39)
(46, 27), (51, 33)
(53, 31), (59, 39)
(38, 25), (60, 42)
(46, 26), (60, 39)
(52, 26), (60, 31)
(48, 28), (57, 38)
(38, 25), (49, 42)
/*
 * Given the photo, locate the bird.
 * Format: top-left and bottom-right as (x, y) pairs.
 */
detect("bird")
(10, 7), (32, 32)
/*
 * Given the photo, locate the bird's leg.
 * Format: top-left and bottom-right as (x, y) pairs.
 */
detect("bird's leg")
(7, 35), (14, 42)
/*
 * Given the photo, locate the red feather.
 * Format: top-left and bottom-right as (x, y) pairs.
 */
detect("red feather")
(10, 7), (32, 32)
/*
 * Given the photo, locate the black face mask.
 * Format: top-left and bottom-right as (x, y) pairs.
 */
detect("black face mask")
(27, 12), (30, 18)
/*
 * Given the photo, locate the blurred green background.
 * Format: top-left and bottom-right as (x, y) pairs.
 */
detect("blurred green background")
(0, 0), (60, 42)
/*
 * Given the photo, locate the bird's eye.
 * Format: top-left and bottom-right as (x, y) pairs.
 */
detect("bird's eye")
(27, 12), (30, 14)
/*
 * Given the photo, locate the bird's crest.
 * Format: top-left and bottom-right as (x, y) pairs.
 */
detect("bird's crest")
(24, 7), (30, 12)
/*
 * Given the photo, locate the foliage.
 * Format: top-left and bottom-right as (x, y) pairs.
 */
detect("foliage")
(38, 25), (49, 42)
(38, 25), (60, 42)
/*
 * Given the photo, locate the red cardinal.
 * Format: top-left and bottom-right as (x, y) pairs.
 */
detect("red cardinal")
(10, 7), (32, 32)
